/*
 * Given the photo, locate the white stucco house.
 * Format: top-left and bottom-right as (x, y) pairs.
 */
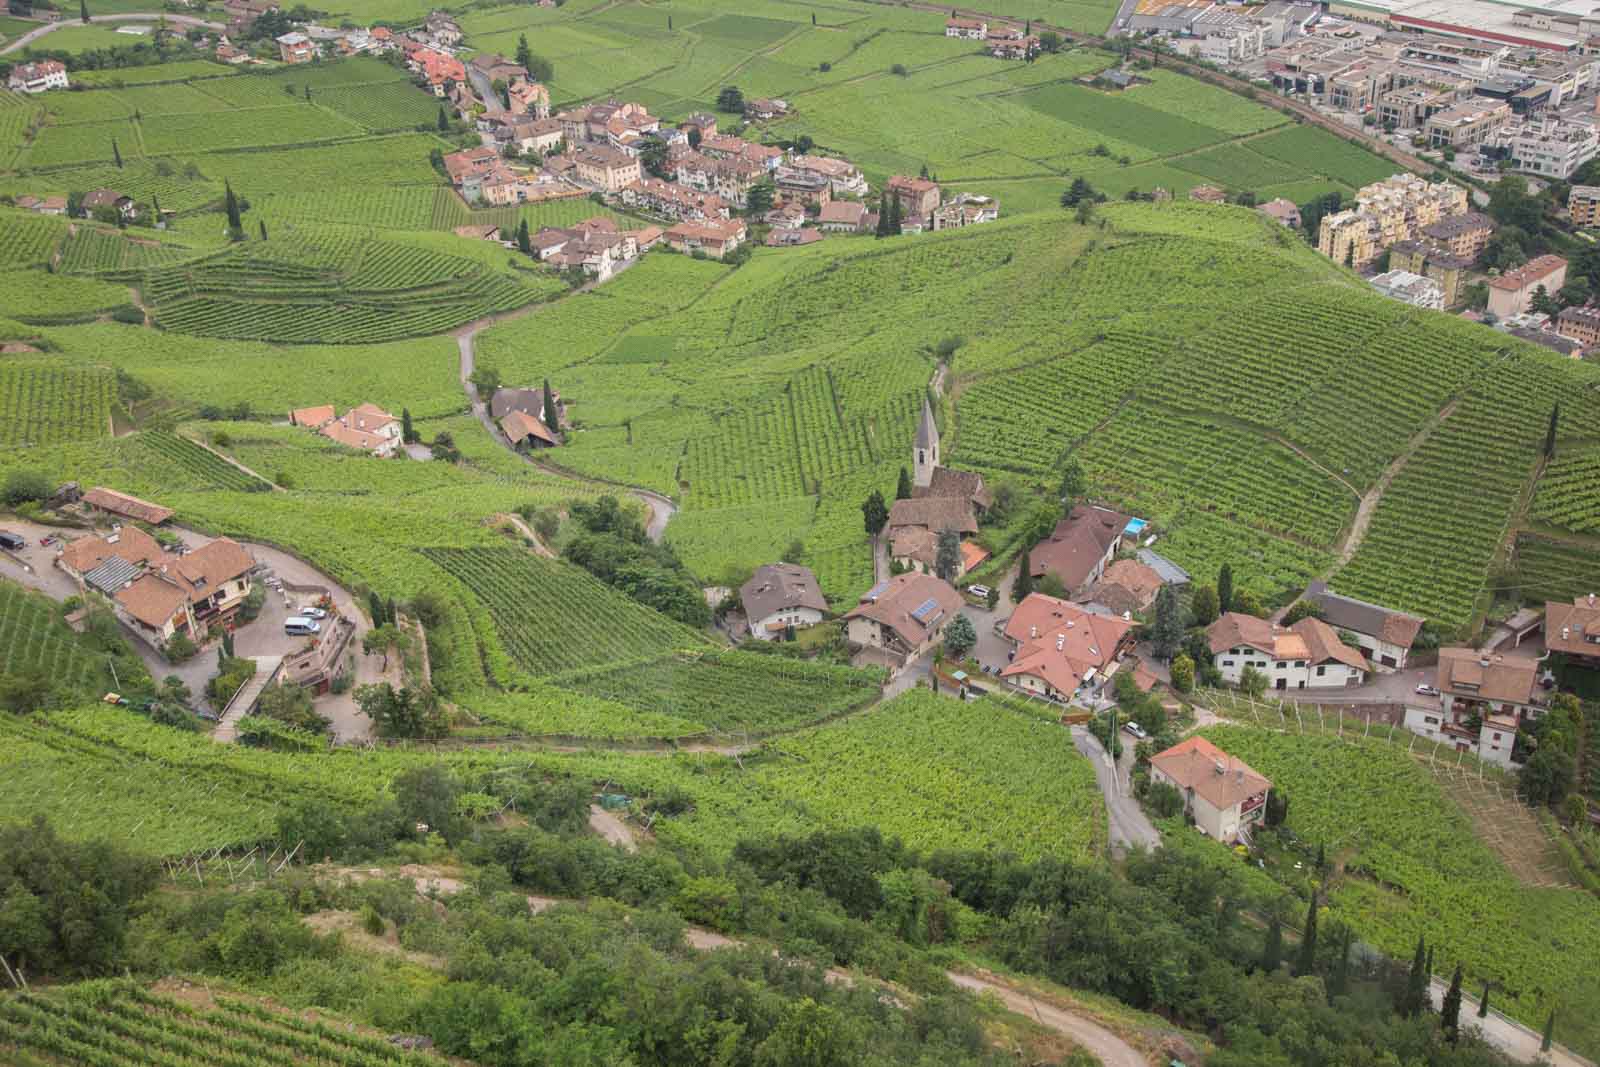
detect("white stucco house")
(739, 562), (827, 640)
(1206, 612), (1370, 690)
(1149, 735), (1272, 843)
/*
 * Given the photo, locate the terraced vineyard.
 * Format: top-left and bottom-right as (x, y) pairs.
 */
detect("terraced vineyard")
(141, 235), (562, 344)
(0, 983), (458, 1067)
(133, 431), (272, 492)
(57, 227), (197, 274)
(420, 546), (709, 678)
(0, 581), (114, 697)
(1532, 445), (1600, 534)
(0, 212), (65, 269)
(546, 649), (883, 734)
(0, 363), (114, 445)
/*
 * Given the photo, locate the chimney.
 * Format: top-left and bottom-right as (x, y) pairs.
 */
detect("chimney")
(1589, 593), (1596, 607)
(1056, 635), (1065, 652)
(1214, 760), (1226, 775)
(1564, 627), (1572, 641)
(1236, 769), (1244, 783)
(1030, 625), (1037, 639)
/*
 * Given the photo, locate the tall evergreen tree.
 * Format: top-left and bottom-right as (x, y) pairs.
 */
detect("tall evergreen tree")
(112, 138), (122, 169)
(1479, 981), (1491, 1018)
(1217, 562), (1234, 615)
(934, 528), (961, 582)
(1294, 893), (1319, 977)
(386, 597), (397, 627)
(1150, 585), (1184, 662)
(80, 0), (87, 21)
(258, 219), (267, 241)
(876, 192), (890, 237)
(888, 195), (903, 235)
(223, 180), (242, 235)
(368, 590), (386, 626)
(1401, 936), (1428, 1017)
(896, 466), (912, 500)
(1546, 402), (1560, 459)
(1260, 917), (1283, 973)
(1542, 1009), (1555, 1053)
(1328, 925), (1353, 1003)
(542, 378), (558, 437)
(1442, 963), (1464, 1043)
(516, 33), (532, 72)
(516, 218), (531, 255)
(401, 408), (415, 444)
(1013, 550), (1033, 603)
(1315, 842), (1326, 872)
(437, 105), (449, 132)
(861, 489), (888, 538)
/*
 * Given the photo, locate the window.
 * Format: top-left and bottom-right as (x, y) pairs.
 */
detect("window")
(1275, 661), (1286, 669)
(1493, 732), (1503, 741)
(1294, 661), (1305, 668)
(1424, 716), (1438, 725)
(1222, 659), (1235, 667)
(1316, 665), (1326, 676)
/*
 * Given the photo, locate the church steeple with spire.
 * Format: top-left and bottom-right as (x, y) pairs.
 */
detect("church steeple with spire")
(914, 395), (939, 488)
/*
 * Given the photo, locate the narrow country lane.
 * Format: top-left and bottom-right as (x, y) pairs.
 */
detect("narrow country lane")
(946, 972), (1148, 1067)
(1072, 725), (1162, 854)
(2, 13), (225, 54)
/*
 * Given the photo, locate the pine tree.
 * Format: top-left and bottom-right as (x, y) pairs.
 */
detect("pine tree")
(876, 192), (890, 237)
(1442, 963), (1464, 1043)
(896, 466), (912, 500)
(1546, 402), (1560, 460)
(516, 218), (531, 254)
(80, 0), (87, 22)
(1013, 550), (1033, 603)
(888, 195), (903, 235)
(1217, 562), (1233, 614)
(542, 378), (558, 437)
(223, 180), (242, 236)
(1400, 936), (1427, 1017)
(437, 105), (449, 132)
(1294, 893), (1318, 977)
(1542, 1009), (1555, 1053)
(402, 408), (415, 444)
(368, 590), (386, 626)
(258, 219), (267, 241)
(1260, 917), (1283, 973)
(516, 33), (532, 72)
(112, 138), (122, 168)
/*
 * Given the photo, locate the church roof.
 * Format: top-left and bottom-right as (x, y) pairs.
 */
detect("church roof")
(915, 396), (938, 450)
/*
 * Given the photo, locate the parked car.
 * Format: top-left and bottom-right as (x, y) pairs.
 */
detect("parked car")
(299, 606), (328, 620)
(967, 584), (991, 601)
(284, 617), (321, 636)
(0, 531), (25, 551)
(1414, 684), (1440, 697)
(38, 535), (55, 547)
(1122, 721), (1148, 739)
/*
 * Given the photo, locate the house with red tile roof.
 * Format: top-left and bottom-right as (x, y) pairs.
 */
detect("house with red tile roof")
(1000, 593), (1136, 702)
(1205, 612), (1369, 690)
(664, 218), (746, 259)
(82, 487), (173, 526)
(843, 572), (963, 664)
(58, 532), (255, 649)
(1149, 736), (1271, 843)
(1027, 504), (1130, 597)
(290, 403), (401, 456)
(1547, 593), (1600, 669)
(501, 409), (558, 450)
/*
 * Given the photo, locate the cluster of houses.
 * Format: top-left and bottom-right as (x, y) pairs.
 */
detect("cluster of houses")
(52, 489), (255, 652)
(289, 403), (403, 456)
(7, 60), (69, 94)
(944, 16), (1044, 60)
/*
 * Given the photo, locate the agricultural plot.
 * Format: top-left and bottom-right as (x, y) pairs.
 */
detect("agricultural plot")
(1514, 534), (1600, 603)
(1250, 125), (1398, 189)
(419, 546), (709, 678)
(547, 649), (883, 734)
(23, 118), (134, 168)
(312, 81), (444, 131)
(6, 270), (133, 323)
(69, 59), (239, 86)
(57, 226), (196, 274)
(0, 581), (114, 697)
(138, 106), (366, 156)
(0, 363), (114, 445)
(0, 984), (459, 1067)
(131, 431), (271, 492)
(0, 159), (223, 214)
(1531, 445), (1600, 534)
(0, 211), (65, 268)
(1200, 724), (1600, 1056)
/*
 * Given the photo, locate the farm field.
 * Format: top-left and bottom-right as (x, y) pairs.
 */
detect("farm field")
(0, 362), (114, 445)
(0, 581), (115, 698)
(1199, 723), (1600, 1055)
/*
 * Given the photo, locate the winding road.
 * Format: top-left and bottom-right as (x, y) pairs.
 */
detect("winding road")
(454, 312), (677, 543)
(947, 972), (1148, 1067)
(1072, 725), (1162, 854)
(1, 12), (224, 55)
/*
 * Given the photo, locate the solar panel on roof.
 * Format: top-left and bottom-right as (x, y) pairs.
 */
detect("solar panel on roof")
(910, 597), (941, 622)
(83, 557), (138, 595)
(864, 580), (890, 602)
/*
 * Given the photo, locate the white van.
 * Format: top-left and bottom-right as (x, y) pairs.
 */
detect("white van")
(284, 617), (321, 636)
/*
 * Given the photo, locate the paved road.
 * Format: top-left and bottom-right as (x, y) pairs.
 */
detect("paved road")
(947, 972), (1147, 1067)
(1073, 724), (1161, 853)
(1426, 980), (1590, 1067)
(1, 12), (224, 54)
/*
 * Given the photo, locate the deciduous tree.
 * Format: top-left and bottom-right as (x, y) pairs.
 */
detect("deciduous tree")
(943, 613), (976, 660)
(861, 489), (888, 538)
(1150, 585), (1184, 662)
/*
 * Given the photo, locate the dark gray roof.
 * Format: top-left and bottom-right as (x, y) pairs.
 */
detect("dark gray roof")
(915, 397), (937, 450)
(490, 387), (544, 420)
(1136, 549), (1190, 586)
(740, 563), (827, 622)
(1307, 581), (1424, 648)
(83, 557), (139, 594)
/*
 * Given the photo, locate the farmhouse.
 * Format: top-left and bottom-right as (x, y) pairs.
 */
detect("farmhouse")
(81, 487), (173, 526)
(886, 175), (941, 226)
(422, 11), (462, 46)
(500, 409), (558, 450)
(1027, 505), (1131, 598)
(276, 32), (315, 63)
(491, 386), (564, 426)
(16, 195), (68, 215)
(764, 202), (808, 230)
(989, 34), (1040, 59)
(291, 403), (402, 456)
(1189, 184), (1228, 204)
(1302, 581), (1424, 670)
(740, 562), (827, 640)
(843, 572), (963, 664)
(83, 189), (136, 220)
(7, 60), (69, 93)
(1545, 593), (1600, 668)
(886, 496), (981, 576)
(621, 177), (729, 220)
(470, 52), (529, 84)
(1087, 558), (1165, 616)
(1206, 612), (1370, 689)
(932, 193), (999, 230)
(1257, 198), (1301, 227)
(743, 98), (788, 121)
(1412, 649), (1547, 769)
(664, 218), (746, 259)
(1149, 736), (1271, 844)
(818, 200), (870, 233)
(946, 16), (988, 38)
(59, 531), (255, 648)
(529, 217), (640, 280)
(1001, 593), (1136, 703)
(1486, 254), (1568, 318)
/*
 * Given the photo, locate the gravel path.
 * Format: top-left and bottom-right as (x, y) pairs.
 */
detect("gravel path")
(1, 12), (223, 54)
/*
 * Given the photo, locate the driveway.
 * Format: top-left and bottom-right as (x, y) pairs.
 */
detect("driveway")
(1072, 724), (1161, 854)
(1277, 664), (1433, 706)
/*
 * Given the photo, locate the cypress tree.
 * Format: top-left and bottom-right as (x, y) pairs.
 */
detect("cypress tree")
(224, 180), (242, 234)
(112, 138), (122, 169)
(542, 378), (558, 437)
(516, 218), (531, 254)
(1316, 842), (1326, 872)
(1217, 562), (1234, 614)
(1401, 936), (1427, 1017)
(402, 408), (414, 444)
(437, 105), (449, 132)
(1545, 402), (1560, 460)
(888, 194), (903, 235)
(368, 590), (386, 626)
(386, 597), (397, 626)
(516, 33), (532, 71)
(1294, 893), (1318, 977)
(1479, 981), (1491, 1018)
(258, 219), (267, 241)
(1328, 926), (1352, 1003)
(1542, 1009), (1555, 1053)
(1013, 550), (1033, 602)
(1442, 963), (1464, 1043)
(896, 466), (912, 500)
(875, 192), (889, 237)
(1260, 916), (1283, 973)
(80, 0), (88, 22)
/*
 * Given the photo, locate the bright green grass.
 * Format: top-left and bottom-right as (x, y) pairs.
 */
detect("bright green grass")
(0, 580), (116, 697)
(69, 59), (239, 85)
(6, 269), (133, 321)
(1250, 124), (1399, 189)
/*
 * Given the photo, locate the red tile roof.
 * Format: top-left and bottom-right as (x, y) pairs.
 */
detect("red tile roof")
(82, 487), (173, 525)
(1150, 735), (1270, 811)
